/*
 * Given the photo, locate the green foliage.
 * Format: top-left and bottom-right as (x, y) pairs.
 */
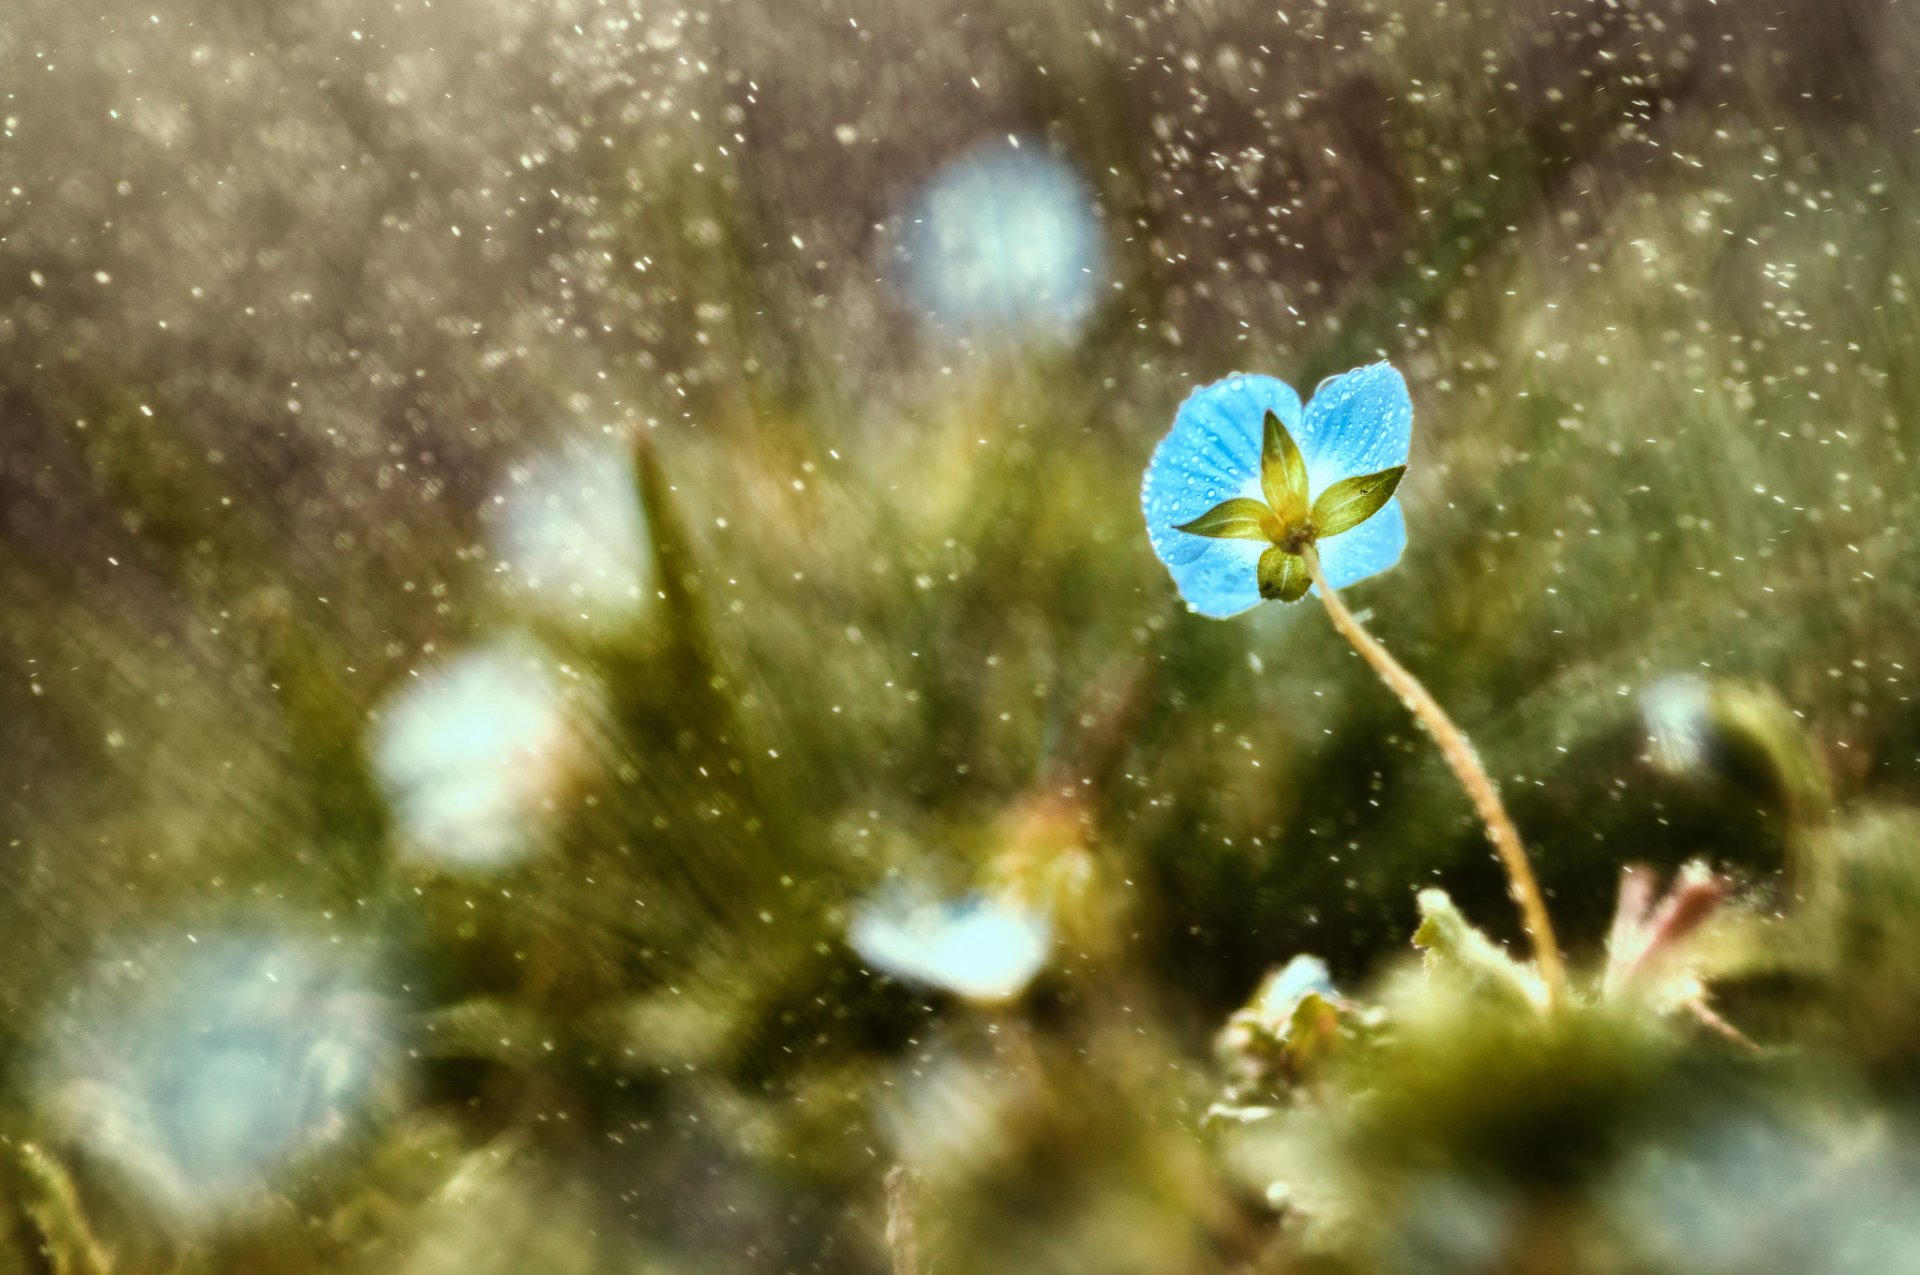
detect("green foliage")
(3, 0), (1920, 1270)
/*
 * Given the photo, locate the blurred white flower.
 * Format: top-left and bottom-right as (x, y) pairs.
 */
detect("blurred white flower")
(370, 640), (594, 872)
(39, 931), (399, 1226)
(492, 442), (653, 630)
(899, 137), (1106, 338)
(1641, 673), (1714, 775)
(850, 889), (1053, 1004)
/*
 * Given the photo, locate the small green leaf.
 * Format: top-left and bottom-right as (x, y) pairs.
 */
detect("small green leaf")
(1260, 410), (1310, 521)
(1257, 547), (1311, 602)
(1175, 497), (1275, 541)
(1311, 465), (1407, 538)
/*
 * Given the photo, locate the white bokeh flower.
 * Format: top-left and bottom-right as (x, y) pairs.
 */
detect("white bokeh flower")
(370, 640), (595, 872)
(898, 137), (1106, 338)
(492, 442), (654, 631)
(1640, 673), (1715, 775)
(850, 889), (1053, 1004)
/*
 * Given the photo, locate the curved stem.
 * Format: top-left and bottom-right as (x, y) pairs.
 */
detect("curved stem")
(1300, 545), (1565, 1008)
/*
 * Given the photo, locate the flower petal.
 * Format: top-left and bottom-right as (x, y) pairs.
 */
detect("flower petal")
(1165, 538), (1266, 618)
(1143, 373), (1303, 583)
(1297, 363), (1413, 495)
(1312, 496), (1407, 593)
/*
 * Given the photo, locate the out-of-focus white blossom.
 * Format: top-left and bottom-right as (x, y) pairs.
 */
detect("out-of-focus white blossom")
(1641, 673), (1714, 776)
(898, 137), (1106, 338)
(851, 889), (1053, 1004)
(370, 640), (596, 872)
(492, 442), (654, 631)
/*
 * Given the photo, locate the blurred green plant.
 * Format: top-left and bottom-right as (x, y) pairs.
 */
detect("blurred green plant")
(5, 0), (1920, 1271)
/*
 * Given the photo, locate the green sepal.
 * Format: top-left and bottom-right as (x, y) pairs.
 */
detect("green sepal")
(1175, 497), (1276, 541)
(1257, 547), (1311, 602)
(1311, 465), (1407, 538)
(1261, 410), (1310, 524)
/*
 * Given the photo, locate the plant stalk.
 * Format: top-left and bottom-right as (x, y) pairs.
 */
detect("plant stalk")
(1300, 545), (1566, 1007)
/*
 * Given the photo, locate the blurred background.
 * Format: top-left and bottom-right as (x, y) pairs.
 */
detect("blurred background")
(5, 0), (1920, 1270)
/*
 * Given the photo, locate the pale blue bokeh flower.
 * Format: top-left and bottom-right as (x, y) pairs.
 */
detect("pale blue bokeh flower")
(900, 137), (1106, 337)
(39, 931), (398, 1225)
(1141, 364), (1413, 618)
(851, 889), (1053, 1004)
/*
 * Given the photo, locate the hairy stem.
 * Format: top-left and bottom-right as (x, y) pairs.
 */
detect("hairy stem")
(1301, 545), (1565, 1007)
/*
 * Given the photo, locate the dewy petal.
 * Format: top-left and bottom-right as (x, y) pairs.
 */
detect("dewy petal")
(1142, 374), (1304, 609)
(1167, 538), (1266, 619)
(1312, 496), (1407, 593)
(1296, 362), (1413, 496)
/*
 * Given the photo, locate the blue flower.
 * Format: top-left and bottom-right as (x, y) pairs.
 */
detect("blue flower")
(1140, 363), (1413, 618)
